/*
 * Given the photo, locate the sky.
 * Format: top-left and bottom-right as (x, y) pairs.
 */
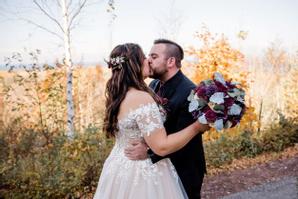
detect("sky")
(0, 0), (297, 66)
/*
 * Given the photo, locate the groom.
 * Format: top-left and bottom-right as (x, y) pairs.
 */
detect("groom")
(125, 39), (207, 199)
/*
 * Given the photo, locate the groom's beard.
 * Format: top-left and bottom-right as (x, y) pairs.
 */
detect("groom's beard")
(149, 67), (168, 80)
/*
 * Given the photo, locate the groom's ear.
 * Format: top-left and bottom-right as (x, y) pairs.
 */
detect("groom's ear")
(167, 57), (176, 68)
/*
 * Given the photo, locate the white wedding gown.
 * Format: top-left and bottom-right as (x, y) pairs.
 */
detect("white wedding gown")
(94, 102), (188, 199)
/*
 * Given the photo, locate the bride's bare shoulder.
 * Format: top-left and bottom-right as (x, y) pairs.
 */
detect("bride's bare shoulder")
(118, 89), (156, 117)
(125, 88), (155, 104)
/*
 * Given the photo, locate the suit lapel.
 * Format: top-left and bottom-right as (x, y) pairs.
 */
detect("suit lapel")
(150, 70), (184, 100)
(162, 86), (175, 99)
(162, 70), (184, 99)
(149, 79), (160, 93)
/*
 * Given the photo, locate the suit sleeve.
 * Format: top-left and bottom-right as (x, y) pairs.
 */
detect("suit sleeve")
(177, 97), (196, 128)
(147, 149), (165, 163)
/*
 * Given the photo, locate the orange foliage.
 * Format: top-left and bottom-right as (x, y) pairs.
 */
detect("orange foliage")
(1, 65), (106, 134)
(284, 66), (298, 119)
(185, 26), (257, 141)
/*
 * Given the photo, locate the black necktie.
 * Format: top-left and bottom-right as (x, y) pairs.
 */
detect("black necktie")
(157, 82), (164, 97)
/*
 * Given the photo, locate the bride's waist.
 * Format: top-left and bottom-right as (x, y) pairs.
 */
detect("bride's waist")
(109, 145), (149, 160)
(107, 146), (173, 167)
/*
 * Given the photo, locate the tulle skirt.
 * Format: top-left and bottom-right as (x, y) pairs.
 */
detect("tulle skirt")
(94, 148), (187, 199)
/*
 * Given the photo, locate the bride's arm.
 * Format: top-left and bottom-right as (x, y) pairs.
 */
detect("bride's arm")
(144, 120), (207, 156)
(133, 91), (209, 157)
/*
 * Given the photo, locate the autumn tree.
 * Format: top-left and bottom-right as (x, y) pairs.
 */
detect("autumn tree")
(73, 66), (105, 132)
(247, 41), (292, 131)
(185, 26), (257, 140)
(2, 0), (98, 137)
(283, 51), (298, 120)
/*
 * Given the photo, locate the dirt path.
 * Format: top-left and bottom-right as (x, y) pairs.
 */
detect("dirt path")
(201, 145), (298, 199)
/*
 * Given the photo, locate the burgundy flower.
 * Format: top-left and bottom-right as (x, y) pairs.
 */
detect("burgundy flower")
(224, 97), (235, 108)
(205, 108), (217, 123)
(192, 110), (200, 118)
(226, 81), (236, 89)
(195, 82), (205, 91)
(205, 84), (218, 97)
(195, 86), (208, 101)
(187, 72), (246, 131)
(158, 96), (168, 106)
(157, 96), (170, 115)
(230, 118), (240, 127)
(195, 86), (206, 95)
(214, 80), (228, 92)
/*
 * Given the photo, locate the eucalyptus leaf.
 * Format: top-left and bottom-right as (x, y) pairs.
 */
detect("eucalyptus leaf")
(210, 92), (225, 104)
(198, 114), (208, 124)
(188, 99), (199, 112)
(203, 79), (213, 86)
(214, 72), (227, 87)
(198, 98), (207, 109)
(228, 104), (242, 115)
(187, 90), (195, 102)
(214, 119), (224, 131)
(231, 81), (240, 85)
(228, 88), (241, 97)
(213, 104), (225, 113)
(224, 121), (233, 129)
(239, 90), (246, 97)
(236, 96), (245, 103)
(227, 91), (237, 98)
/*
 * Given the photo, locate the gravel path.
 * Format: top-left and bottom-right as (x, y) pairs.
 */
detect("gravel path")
(222, 176), (298, 199)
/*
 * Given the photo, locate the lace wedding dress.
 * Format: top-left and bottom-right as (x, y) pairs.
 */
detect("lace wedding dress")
(94, 102), (188, 199)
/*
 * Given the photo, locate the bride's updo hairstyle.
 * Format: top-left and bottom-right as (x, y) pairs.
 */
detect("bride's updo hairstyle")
(103, 43), (158, 138)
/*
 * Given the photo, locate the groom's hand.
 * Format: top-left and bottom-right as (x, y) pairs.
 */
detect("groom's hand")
(124, 139), (148, 160)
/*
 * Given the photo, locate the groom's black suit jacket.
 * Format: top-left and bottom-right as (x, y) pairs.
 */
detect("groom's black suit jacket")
(148, 70), (206, 191)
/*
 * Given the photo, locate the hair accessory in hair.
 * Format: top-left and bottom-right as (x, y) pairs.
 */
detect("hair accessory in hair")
(109, 56), (126, 70)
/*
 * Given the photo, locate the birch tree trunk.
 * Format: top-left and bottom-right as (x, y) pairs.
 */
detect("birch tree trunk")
(61, 0), (75, 138)
(5, 0), (100, 137)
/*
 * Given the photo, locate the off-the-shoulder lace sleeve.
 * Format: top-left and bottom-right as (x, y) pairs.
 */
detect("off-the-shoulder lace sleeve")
(134, 102), (164, 136)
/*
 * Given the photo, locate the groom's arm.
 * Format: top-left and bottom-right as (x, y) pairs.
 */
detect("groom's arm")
(124, 141), (168, 163)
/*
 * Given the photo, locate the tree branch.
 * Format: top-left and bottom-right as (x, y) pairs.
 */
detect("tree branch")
(69, 20), (80, 31)
(33, 0), (65, 33)
(41, 0), (56, 17)
(68, 0), (87, 29)
(67, 0), (73, 10)
(20, 17), (63, 40)
(56, 0), (62, 8)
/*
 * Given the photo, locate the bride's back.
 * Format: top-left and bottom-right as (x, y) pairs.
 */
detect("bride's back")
(117, 88), (152, 121)
(114, 88), (156, 147)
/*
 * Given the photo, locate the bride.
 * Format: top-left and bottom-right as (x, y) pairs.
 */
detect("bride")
(93, 43), (209, 199)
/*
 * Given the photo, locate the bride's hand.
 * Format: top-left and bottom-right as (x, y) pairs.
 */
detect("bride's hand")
(195, 122), (211, 134)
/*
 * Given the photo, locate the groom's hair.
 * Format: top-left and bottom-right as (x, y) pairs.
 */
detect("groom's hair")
(154, 39), (184, 68)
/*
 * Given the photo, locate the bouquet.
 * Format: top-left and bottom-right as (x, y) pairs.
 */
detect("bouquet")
(188, 72), (246, 131)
